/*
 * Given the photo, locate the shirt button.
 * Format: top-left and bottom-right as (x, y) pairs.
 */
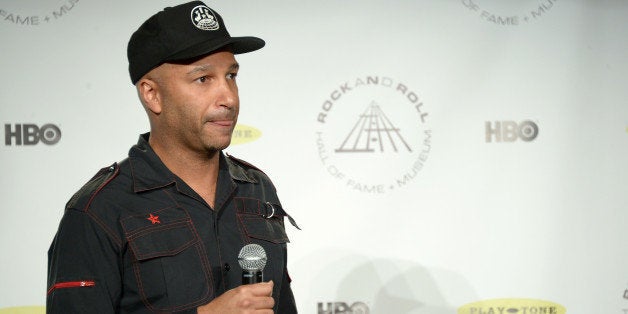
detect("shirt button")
(224, 263), (231, 272)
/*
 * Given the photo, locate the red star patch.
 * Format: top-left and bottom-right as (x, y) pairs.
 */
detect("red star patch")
(147, 213), (160, 224)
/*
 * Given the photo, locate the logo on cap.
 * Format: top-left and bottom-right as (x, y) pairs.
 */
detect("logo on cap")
(191, 5), (219, 31)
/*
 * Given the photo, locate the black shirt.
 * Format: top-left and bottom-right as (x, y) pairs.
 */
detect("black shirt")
(47, 134), (298, 313)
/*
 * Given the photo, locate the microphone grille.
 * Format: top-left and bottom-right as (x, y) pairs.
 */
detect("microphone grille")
(238, 243), (267, 271)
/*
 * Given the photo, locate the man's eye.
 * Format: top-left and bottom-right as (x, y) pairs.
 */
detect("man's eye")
(227, 72), (238, 80)
(197, 76), (208, 83)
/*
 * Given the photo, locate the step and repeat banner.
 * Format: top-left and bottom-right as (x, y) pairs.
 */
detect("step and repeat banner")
(1, 1), (627, 313)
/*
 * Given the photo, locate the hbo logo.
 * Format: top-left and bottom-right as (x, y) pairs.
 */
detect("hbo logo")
(485, 120), (538, 143)
(4, 123), (62, 145)
(318, 302), (369, 314)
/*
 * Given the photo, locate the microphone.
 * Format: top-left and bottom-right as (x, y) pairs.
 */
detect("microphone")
(238, 243), (267, 285)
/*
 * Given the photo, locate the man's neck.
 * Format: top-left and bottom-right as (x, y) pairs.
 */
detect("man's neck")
(149, 136), (221, 208)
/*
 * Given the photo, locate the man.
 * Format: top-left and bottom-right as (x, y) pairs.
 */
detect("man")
(46, 1), (298, 313)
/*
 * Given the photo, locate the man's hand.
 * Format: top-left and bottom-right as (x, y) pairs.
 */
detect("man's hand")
(197, 281), (275, 314)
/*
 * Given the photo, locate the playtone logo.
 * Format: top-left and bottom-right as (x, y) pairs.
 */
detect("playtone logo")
(458, 298), (565, 314)
(318, 302), (369, 314)
(4, 123), (61, 145)
(230, 124), (261, 145)
(485, 120), (538, 143)
(0, 306), (44, 314)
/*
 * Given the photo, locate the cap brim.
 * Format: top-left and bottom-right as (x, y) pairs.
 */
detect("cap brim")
(166, 36), (265, 62)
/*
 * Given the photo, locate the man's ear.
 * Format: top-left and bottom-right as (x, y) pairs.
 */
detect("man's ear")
(137, 77), (162, 115)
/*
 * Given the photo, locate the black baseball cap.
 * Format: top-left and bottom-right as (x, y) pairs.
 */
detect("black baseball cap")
(127, 1), (265, 84)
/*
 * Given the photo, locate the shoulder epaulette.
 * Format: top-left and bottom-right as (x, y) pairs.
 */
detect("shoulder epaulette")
(66, 163), (119, 212)
(225, 153), (263, 173)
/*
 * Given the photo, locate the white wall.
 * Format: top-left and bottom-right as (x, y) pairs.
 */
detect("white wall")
(1, 1), (627, 313)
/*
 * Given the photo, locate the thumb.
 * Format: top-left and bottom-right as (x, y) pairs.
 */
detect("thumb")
(268, 280), (274, 296)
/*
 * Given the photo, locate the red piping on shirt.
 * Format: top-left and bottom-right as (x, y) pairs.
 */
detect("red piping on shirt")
(47, 281), (95, 295)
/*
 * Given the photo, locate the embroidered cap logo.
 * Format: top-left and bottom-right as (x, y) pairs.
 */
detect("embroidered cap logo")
(190, 5), (219, 31)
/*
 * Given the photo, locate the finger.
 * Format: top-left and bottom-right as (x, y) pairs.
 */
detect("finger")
(250, 295), (275, 310)
(239, 295), (274, 310)
(236, 282), (273, 297)
(245, 281), (273, 297)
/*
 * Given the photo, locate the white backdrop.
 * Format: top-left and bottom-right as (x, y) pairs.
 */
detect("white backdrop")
(1, 1), (627, 313)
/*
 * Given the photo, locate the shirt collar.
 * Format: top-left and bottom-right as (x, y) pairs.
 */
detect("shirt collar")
(129, 133), (257, 193)
(225, 153), (258, 184)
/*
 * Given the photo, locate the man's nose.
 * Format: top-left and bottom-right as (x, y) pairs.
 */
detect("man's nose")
(216, 79), (238, 109)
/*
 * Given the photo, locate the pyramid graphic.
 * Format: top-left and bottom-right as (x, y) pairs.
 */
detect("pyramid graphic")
(335, 102), (412, 153)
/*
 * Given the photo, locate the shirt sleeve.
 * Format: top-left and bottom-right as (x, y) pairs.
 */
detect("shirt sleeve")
(47, 209), (121, 313)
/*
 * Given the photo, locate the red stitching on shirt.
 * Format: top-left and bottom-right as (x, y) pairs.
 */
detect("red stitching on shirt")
(129, 189), (214, 312)
(47, 280), (95, 295)
(83, 165), (119, 212)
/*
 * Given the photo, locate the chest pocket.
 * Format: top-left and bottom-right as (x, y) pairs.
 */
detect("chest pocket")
(121, 206), (213, 312)
(234, 197), (295, 244)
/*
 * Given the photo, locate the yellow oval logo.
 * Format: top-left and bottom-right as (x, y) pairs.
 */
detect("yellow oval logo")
(231, 124), (262, 145)
(0, 306), (45, 314)
(458, 299), (566, 314)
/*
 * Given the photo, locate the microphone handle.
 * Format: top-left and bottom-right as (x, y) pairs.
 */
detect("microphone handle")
(242, 270), (263, 285)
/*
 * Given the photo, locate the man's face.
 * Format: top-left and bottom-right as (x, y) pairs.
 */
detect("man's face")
(152, 50), (240, 155)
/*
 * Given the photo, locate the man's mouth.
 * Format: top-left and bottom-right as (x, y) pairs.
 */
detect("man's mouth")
(209, 120), (234, 127)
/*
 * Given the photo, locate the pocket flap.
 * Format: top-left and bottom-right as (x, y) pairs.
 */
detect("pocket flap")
(121, 207), (198, 261)
(240, 215), (290, 244)
(126, 221), (198, 261)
